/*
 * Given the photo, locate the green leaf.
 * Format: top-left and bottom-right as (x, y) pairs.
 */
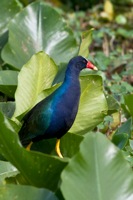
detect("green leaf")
(129, 140), (133, 150)
(78, 29), (94, 58)
(0, 102), (15, 118)
(112, 118), (132, 149)
(2, 1), (78, 70)
(0, 0), (21, 63)
(0, 161), (18, 185)
(0, 112), (68, 190)
(95, 52), (111, 71)
(112, 133), (129, 149)
(13, 52), (58, 119)
(0, 184), (58, 200)
(117, 28), (133, 39)
(61, 132), (133, 200)
(60, 132), (83, 158)
(115, 15), (127, 25)
(0, 153), (6, 162)
(115, 117), (132, 137)
(124, 94), (133, 117)
(0, 0), (21, 36)
(32, 132), (83, 158)
(70, 75), (108, 134)
(0, 70), (18, 97)
(0, 33), (8, 65)
(106, 94), (120, 114)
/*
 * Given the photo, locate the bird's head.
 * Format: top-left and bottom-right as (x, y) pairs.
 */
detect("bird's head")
(68, 56), (98, 72)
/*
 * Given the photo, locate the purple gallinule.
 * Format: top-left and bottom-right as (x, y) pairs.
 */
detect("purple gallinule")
(19, 56), (97, 158)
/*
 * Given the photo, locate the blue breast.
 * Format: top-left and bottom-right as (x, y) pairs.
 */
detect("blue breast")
(41, 77), (80, 139)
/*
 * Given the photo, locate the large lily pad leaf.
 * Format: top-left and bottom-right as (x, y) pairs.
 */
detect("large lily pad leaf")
(61, 132), (133, 200)
(0, 0), (21, 63)
(13, 52), (58, 119)
(0, 112), (68, 190)
(2, 1), (79, 70)
(0, 0), (21, 36)
(70, 75), (108, 134)
(0, 184), (58, 200)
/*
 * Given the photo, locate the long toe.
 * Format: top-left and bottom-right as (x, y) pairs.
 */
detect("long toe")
(55, 139), (63, 158)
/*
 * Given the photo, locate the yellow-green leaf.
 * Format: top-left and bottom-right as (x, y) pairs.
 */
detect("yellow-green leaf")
(78, 29), (94, 58)
(13, 52), (58, 119)
(70, 75), (108, 134)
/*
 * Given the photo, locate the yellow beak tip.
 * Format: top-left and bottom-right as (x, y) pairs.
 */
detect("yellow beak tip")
(94, 66), (98, 71)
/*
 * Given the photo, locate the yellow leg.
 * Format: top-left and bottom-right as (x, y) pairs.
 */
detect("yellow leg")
(55, 139), (63, 158)
(26, 141), (33, 151)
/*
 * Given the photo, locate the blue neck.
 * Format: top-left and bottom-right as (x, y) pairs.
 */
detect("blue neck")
(64, 64), (81, 84)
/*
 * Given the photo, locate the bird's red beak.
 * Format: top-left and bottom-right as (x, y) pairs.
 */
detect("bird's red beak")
(86, 61), (98, 70)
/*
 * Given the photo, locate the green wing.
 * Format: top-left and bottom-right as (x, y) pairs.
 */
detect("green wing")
(18, 97), (53, 146)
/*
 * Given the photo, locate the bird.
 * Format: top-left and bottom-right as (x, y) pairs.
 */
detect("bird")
(18, 56), (97, 158)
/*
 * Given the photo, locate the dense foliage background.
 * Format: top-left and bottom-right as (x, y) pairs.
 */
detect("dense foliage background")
(0, 0), (133, 199)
